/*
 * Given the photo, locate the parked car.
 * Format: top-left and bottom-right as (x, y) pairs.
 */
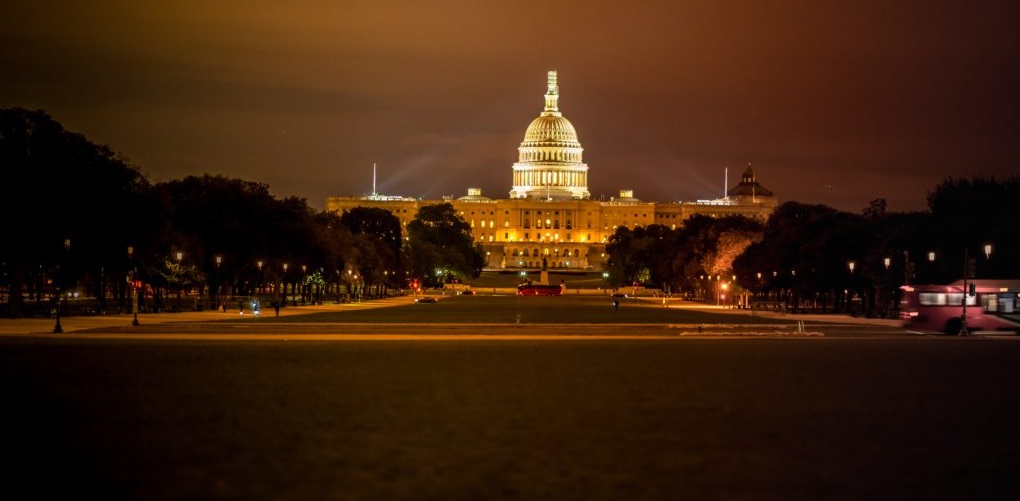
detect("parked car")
(459, 290), (475, 295)
(415, 296), (437, 304)
(611, 292), (628, 298)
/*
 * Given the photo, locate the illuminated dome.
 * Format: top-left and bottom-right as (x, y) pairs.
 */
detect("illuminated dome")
(509, 71), (590, 200)
(522, 116), (580, 145)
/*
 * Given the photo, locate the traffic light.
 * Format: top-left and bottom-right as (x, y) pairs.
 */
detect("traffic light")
(967, 257), (977, 278)
(968, 282), (976, 296)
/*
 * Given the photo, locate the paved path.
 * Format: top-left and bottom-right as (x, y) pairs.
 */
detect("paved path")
(0, 296), (415, 335)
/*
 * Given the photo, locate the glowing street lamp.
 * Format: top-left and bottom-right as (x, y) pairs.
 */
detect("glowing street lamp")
(214, 255), (222, 309)
(847, 260), (856, 314)
(175, 251), (183, 312)
(282, 262), (289, 301)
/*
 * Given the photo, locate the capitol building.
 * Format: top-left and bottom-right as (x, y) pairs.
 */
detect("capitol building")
(326, 71), (778, 271)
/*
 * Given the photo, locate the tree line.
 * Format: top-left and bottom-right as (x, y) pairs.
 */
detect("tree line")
(3, 107), (1014, 318)
(605, 177), (1019, 316)
(0, 108), (482, 317)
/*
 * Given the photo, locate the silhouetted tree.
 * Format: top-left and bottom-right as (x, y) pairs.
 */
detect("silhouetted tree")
(406, 203), (483, 287)
(1, 108), (150, 316)
(340, 207), (403, 292)
(924, 176), (1020, 281)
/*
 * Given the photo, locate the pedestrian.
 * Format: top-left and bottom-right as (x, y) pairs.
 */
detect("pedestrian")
(273, 300), (280, 317)
(238, 299), (244, 315)
(613, 298), (619, 311)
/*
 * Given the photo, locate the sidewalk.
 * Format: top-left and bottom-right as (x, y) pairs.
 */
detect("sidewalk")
(0, 297), (414, 335)
(635, 297), (903, 327)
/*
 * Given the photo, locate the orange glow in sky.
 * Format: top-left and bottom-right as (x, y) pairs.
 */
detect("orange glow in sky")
(2, 1), (1017, 211)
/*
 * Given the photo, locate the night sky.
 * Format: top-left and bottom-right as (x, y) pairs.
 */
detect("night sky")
(3, 1), (1018, 212)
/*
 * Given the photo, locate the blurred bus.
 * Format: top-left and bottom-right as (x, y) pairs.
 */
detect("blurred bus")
(900, 279), (1020, 334)
(517, 284), (563, 296)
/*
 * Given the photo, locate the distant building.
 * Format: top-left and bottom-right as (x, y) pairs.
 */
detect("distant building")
(327, 71), (778, 271)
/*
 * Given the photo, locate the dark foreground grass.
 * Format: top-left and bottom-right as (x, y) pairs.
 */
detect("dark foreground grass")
(3, 337), (1020, 499)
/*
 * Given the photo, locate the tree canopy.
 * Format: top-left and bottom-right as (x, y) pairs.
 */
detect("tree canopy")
(405, 203), (484, 286)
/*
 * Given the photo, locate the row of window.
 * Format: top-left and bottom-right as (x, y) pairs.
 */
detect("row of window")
(512, 248), (582, 258)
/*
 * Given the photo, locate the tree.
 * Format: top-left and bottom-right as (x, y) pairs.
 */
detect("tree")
(340, 207), (403, 291)
(1, 108), (150, 316)
(405, 203), (484, 287)
(155, 176), (297, 294)
(925, 176), (1020, 281)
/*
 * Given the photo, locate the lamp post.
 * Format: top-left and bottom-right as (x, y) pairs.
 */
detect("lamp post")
(129, 246), (139, 326)
(175, 251), (183, 312)
(256, 259), (264, 298)
(301, 264), (307, 304)
(960, 244), (993, 336)
(214, 255), (222, 310)
(53, 238), (70, 333)
(847, 260), (856, 314)
(282, 263), (289, 306)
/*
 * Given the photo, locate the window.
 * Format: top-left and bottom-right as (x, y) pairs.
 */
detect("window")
(919, 293), (974, 306)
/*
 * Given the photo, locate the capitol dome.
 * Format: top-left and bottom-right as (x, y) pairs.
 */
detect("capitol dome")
(509, 71), (590, 200)
(522, 115), (580, 146)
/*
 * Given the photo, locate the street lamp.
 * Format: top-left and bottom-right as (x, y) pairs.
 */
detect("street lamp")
(961, 243), (993, 336)
(301, 264), (307, 304)
(175, 251), (183, 312)
(256, 260), (264, 297)
(214, 255), (222, 310)
(847, 261), (856, 314)
(53, 238), (70, 333)
(129, 246), (139, 326)
(282, 263), (289, 306)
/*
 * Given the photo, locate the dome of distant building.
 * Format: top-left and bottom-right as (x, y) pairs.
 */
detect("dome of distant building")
(727, 164), (774, 202)
(457, 188), (493, 202)
(510, 71), (590, 200)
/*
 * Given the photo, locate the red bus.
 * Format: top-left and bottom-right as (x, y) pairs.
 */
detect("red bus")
(900, 279), (1020, 334)
(517, 284), (563, 296)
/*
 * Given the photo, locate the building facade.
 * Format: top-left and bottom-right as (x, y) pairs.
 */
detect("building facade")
(326, 71), (778, 271)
